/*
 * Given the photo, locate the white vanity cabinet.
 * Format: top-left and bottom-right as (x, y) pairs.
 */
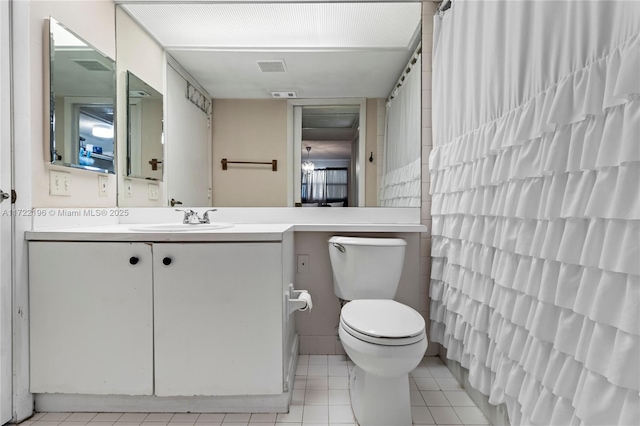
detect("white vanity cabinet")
(29, 242), (154, 395)
(29, 239), (289, 399)
(153, 243), (283, 396)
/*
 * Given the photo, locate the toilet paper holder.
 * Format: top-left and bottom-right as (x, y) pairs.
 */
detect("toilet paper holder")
(288, 284), (313, 314)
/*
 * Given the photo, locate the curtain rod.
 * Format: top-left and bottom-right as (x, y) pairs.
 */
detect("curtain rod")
(387, 42), (422, 103)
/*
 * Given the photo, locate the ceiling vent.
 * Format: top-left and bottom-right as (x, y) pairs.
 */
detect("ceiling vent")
(271, 91), (297, 99)
(129, 90), (151, 98)
(257, 59), (287, 73)
(72, 58), (111, 72)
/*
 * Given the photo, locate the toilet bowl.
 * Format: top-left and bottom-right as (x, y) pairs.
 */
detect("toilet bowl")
(328, 237), (428, 425)
(338, 299), (427, 425)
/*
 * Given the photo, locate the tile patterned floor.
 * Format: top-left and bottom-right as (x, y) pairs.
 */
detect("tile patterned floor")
(17, 356), (490, 426)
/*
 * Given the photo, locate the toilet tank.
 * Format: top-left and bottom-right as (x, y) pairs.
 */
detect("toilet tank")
(328, 236), (407, 300)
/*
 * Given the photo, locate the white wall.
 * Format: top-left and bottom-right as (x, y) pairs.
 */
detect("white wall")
(30, 0), (117, 208)
(116, 6), (165, 207)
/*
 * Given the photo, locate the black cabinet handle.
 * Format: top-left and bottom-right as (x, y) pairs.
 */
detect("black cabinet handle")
(163, 257), (172, 266)
(129, 256), (139, 265)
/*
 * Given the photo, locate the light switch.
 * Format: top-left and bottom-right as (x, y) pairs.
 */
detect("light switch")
(98, 175), (108, 197)
(49, 170), (71, 196)
(124, 179), (133, 198)
(148, 183), (159, 201)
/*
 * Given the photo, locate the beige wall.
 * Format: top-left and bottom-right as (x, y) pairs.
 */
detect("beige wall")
(211, 98), (382, 207)
(116, 6), (165, 207)
(31, 0), (117, 207)
(294, 232), (421, 355)
(211, 99), (289, 207)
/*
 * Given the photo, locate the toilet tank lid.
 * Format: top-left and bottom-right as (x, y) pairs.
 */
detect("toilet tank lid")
(329, 236), (407, 247)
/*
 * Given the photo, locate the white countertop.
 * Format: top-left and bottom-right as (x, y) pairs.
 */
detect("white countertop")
(25, 223), (427, 242)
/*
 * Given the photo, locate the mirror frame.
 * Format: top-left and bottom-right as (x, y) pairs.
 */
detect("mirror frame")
(126, 70), (164, 181)
(46, 17), (117, 174)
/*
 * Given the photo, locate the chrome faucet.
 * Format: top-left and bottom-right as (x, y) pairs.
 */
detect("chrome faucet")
(175, 208), (218, 224)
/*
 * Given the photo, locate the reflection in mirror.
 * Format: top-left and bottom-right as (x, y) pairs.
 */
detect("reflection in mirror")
(300, 106), (360, 207)
(49, 17), (116, 174)
(127, 71), (163, 180)
(118, 1), (422, 206)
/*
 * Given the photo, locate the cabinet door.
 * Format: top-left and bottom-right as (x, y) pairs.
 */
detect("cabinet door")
(154, 243), (283, 396)
(29, 242), (153, 395)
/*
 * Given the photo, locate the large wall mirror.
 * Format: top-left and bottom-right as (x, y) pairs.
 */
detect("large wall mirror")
(117, 1), (422, 207)
(48, 17), (116, 174)
(127, 71), (163, 180)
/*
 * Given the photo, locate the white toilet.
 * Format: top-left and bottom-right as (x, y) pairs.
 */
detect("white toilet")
(328, 236), (427, 426)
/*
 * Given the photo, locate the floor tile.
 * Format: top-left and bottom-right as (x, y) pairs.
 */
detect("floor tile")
(304, 376), (328, 390)
(328, 377), (348, 390)
(327, 355), (346, 364)
(196, 415), (225, 423)
(87, 422), (115, 426)
(308, 355), (327, 365)
(444, 391), (476, 407)
(328, 406), (354, 423)
(410, 390), (426, 406)
(93, 414), (123, 422)
(306, 364), (327, 377)
(30, 422), (60, 426)
(41, 414), (72, 422)
(247, 423), (273, 426)
(328, 390), (350, 406)
(293, 377), (306, 390)
(428, 406), (462, 425)
(59, 422), (88, 426)
(435, 378), (463, 390)
(140, 422), (167, 426)
(413, 377), (440, 391)
(422, 357), (444, 367)
(222, 414), (251, 423)
(112, 422), (141, 426)
(301, 406), (328, 423)
(171, 414), (200, 423)
(428, 365), (454, 378)
(452, 407), (490, 424)
(32, 414), (46, 421)
(275, 406), (303, 423)
(291, 389), (305, 405)
(295, 364), (308, 376)
(409, 377), (418, 391)
(304, 389), (328, 405)
(411, 406), (435, 424)
(144, 415), (173, 423)
(421, 390), (451, 407)
(327, 364), (348, 377)
(410, 366), (432, 378)
(67, 414), (98, 422)
(119, 414), (149, 422)
(297, 355), (309, 365)
(249, 413), (276, 423)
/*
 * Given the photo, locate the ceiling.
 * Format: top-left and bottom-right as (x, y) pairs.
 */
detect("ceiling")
(301, 105), (359, 161)
(120, 1), (422, 99)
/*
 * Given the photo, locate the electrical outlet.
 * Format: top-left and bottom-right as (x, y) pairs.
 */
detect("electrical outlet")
(148, 183), (159, 201)
(297, 254), (310, 274)
(49, 170), (71, 196)
(98, 175), (108, 197)
(124, 179), (133, 198)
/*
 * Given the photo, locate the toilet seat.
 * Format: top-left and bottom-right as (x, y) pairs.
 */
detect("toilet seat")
(340, 300), (425, 346)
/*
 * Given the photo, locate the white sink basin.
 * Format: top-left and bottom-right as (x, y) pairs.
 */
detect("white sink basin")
(129, 223), (235, 232)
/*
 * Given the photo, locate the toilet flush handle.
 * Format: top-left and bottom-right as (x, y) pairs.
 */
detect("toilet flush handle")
(332, 243), (346, 253)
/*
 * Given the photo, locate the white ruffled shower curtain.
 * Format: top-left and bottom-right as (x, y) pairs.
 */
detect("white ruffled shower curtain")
(380, 54), (421, 207)
(429, 1), (639, 425)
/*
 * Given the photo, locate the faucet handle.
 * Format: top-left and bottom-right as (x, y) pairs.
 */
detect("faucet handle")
(175, 208), (199, 224)
(201, 209), (218, 224)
